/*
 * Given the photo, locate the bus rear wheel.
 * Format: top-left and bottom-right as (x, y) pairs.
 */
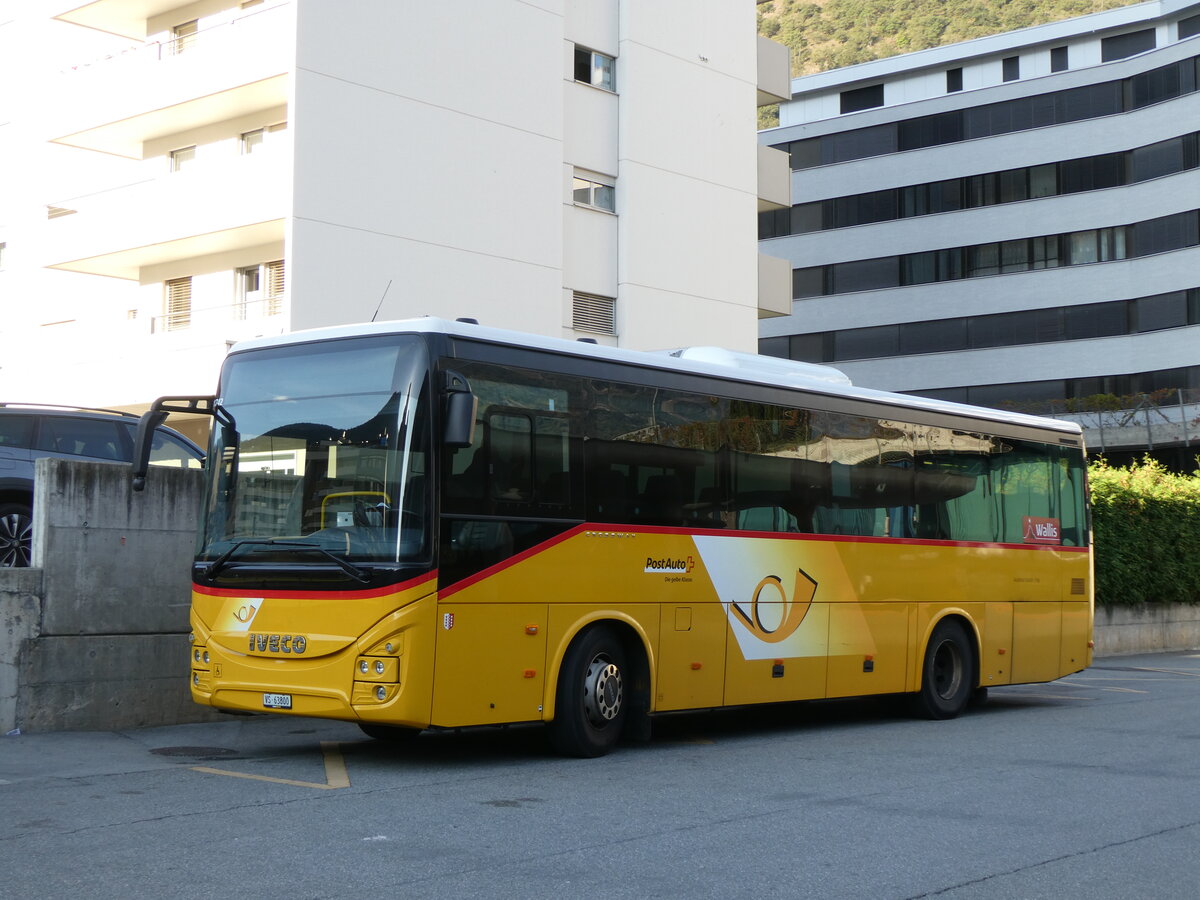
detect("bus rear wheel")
(914, 619), (975, 720)
(548, 625), (628, 758)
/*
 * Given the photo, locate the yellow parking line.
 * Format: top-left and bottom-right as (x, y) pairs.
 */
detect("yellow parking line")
(193, 741), (350, 790)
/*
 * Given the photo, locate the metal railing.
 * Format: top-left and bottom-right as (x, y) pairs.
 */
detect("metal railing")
(150, 295), (286, 335)
(1030, 388), (1200, 452)
(61, 1), (290, 73)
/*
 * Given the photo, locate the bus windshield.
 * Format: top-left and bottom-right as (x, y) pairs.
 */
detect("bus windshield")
(197, 334), (431, 568)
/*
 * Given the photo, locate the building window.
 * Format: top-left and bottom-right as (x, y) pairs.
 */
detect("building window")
(264, 259), (285, 315)
(574, 45), (615, 91)
(779, 53), (1200, 170)
(760, 131), (1200, 239)
(169, 146), (196, 172)
(946, 68), (963, 93)
(1050, 46), (1069, 73)
(1002, 56), (1020, 82)
(571, 172), (615, 212)
(237, 260), (285, 318)
(572, 292), (616, 335)
(1182, 14), (1200, 40)
(1102, 29), (1156, 62)
(163, 277), (192, 331)
(790, 209), (1200, 299)
(170, 19), (198, 55)
(240, 122), (286, 155)
(240, 129), (264, 154)
(840, 84), (884, 114)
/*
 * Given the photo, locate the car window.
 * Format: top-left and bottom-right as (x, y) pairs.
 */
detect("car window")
(149, 430), (204, 468)
(0, 415), (35, 449)
(37, 417), (128, 461)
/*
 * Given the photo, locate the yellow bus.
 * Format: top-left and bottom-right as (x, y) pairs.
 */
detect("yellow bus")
(134, 318), (1092, 757)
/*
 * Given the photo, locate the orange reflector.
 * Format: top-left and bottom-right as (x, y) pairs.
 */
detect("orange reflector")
(774, 659), (784, 666)
(998, 648), (1007, 655)
(1087, 640), (1095, 648)
(691, 662), (702, 670)
(864, 655), (874, 662)
(523, 669), (536, 678)
(524, 625), (539, 635)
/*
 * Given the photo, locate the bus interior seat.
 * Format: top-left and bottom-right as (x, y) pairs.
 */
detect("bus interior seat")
(639, 473), (684, 525)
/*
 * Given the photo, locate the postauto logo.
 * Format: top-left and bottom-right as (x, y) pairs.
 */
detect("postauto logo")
(644, 555), (695, 574)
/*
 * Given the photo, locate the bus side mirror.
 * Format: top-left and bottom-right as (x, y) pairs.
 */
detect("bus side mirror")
(130, 395), (217, 492)
(443, 370), (477, 449)
(131, 409), (169, 492)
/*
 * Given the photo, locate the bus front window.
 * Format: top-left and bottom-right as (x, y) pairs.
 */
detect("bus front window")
(199, 335), (431, 569)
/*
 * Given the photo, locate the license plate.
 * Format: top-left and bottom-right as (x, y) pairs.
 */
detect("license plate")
(263, 692), (292, 709)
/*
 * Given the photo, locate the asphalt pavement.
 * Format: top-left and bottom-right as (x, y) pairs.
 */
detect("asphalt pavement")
(2, 651), (1199, 899)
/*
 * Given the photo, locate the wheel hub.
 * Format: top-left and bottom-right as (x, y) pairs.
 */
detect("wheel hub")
(0, 512), (32, 568)
(582, 655), (623, 726)
(932, 639), (963, 700)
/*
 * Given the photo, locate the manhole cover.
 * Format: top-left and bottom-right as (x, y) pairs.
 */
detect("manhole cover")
(150, 746), (238, 759)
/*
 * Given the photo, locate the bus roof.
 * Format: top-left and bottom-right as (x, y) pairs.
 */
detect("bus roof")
(228, 317), (1082, 438)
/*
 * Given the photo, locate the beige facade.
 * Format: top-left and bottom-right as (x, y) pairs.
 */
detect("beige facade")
(0, 0), (789, 410)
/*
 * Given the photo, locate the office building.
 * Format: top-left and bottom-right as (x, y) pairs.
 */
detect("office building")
(758, 0), (1200, 457)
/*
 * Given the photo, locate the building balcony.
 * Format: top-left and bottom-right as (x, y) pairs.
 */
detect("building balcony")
(758, 253), (791, 318)
(49, 2), (293, 158)
(757, 36), (791, 106)
(757, 144), (789, 211)
(44, 148), (290, 279)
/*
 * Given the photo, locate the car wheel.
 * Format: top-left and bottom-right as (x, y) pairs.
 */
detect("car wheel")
(0, 503), (32, 568)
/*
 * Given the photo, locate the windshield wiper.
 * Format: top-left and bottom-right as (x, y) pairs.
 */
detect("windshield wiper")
(204, 539), (372, 583)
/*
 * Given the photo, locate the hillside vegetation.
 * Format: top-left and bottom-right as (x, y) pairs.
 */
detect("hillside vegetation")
(758, 0), (1142, 75)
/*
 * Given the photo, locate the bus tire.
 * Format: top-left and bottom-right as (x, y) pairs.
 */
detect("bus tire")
(359, 723), (421, 742)
(914, 619), (975, 720)
(548, 625), (628, 758)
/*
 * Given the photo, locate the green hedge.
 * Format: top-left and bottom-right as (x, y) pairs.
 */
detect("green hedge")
(1089, 457), (1200, 606)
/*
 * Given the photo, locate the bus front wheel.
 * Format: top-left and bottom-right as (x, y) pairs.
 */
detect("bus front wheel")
(914, 619), (975, 720)
(548, 625), (628, 758)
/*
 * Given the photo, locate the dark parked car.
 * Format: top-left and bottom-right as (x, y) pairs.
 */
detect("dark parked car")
(0, 403), (205, 567)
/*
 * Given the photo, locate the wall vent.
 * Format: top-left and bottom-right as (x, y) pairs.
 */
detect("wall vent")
(572, 292), (616, 335)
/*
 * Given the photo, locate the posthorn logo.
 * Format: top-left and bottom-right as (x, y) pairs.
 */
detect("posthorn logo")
(644, 555), (695, 574)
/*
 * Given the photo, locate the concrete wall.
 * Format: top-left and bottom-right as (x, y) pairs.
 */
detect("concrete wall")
(1093, 603), (1200, 657)
(0, 458), (220, 733)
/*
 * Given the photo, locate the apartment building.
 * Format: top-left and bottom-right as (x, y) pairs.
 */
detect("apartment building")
(758, 0), (1200, 457)
(0, 0), (791, 414)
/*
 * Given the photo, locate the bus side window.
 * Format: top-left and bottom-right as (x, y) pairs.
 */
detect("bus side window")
(488, 413), (532, 502)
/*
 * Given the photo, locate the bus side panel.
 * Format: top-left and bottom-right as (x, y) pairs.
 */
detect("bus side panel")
(430, 602), (548, 727)
(1060, 600), (1092, 675)
(656, 601), (728, 711)
(826, 602), (911, 698)
(980, 601), (1014, 687)
(722, 605), (830, 706)
(1011, 601), (1063, 684)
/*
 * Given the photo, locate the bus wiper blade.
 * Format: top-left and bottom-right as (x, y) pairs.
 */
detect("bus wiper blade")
(204, 539), (372, 583)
